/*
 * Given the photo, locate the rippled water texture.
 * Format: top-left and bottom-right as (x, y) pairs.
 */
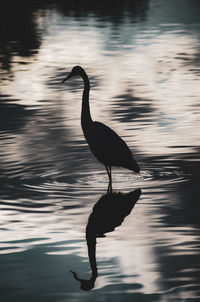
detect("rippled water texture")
(0, 1), (200, 301)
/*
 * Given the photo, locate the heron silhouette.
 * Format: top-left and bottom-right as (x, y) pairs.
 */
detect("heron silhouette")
(62, 66), (140, 189)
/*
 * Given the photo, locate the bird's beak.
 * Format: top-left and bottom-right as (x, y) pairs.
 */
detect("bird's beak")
(69, 270), (82, 282)
(62, 72), (74, 83)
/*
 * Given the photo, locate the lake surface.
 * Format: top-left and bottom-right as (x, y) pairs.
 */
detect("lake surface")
(0, 0), (200, 301)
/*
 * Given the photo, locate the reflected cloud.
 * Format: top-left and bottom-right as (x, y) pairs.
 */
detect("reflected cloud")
(70, 188), (141, 290)
(0, 0), (149, 78)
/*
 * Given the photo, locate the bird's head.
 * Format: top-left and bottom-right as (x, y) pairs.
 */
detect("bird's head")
(70, 270), (96, 291)
(62, 66), (83, 83)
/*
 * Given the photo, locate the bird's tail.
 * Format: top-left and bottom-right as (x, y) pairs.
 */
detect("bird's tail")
(130, 160), (140, 173)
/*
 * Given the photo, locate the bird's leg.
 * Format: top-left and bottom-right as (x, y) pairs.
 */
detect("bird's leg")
(106, 166), (112, 193)
(109, 166), (112, 188)
(106, 166), (110, 182)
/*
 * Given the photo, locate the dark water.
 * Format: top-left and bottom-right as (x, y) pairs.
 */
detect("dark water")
(0, 0), (200, 301)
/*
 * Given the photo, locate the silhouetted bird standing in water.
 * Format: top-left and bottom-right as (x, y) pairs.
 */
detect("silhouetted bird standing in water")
(62, 66), (140, 189)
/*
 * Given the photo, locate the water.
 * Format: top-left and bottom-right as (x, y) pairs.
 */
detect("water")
(0, 0), (200, 301)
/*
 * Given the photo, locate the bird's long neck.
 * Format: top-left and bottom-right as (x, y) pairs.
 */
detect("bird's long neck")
(86, 226), (98, 280)
(81, 70), (93, 129)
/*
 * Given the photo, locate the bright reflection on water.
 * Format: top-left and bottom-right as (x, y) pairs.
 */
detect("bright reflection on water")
(0, 0), (200, 301)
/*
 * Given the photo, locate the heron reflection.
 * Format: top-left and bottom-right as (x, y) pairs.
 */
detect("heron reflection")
(70, 188), (142, 290)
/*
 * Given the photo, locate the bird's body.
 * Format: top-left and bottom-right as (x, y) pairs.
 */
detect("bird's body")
(83, 121), (139, 172)
(62, 66), (140, 189)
